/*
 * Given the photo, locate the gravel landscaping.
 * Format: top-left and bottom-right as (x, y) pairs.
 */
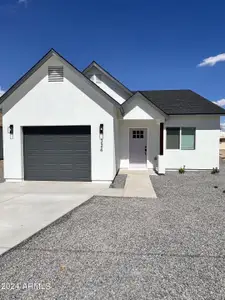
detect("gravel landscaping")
(151, 159), (225, 199)
(1, 162), (225, 299)
(110, 174), (127, 188)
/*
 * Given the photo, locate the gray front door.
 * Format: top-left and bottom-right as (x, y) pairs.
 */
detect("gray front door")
(129, 128), (147, 169)
(23, 126), (91, 181)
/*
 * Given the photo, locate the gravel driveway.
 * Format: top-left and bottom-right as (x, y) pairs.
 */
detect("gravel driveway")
(1, 163), (225, 299)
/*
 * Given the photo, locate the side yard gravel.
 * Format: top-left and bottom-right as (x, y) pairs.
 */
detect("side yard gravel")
(151, 159), (225, 199)
(110, 174), (127, 188)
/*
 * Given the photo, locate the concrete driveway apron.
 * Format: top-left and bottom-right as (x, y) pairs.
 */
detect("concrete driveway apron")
(0, 181), (108, 255)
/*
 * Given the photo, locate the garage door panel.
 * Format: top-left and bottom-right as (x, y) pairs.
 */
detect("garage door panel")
(26, 163), (73, 170)
(23, 126), (91, 181)
(26, 153), (75, 159)
(25, 155), (74, 162)
(25, 140), (76, 150)
(73, 143), (91, 151)
(25, 139), (91, 151)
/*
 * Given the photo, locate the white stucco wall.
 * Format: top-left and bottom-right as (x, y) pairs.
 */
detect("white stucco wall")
(113, 113), (120, 174)
(119, 120), (160, 169)
(2, 56), (117, 181)
(84, 67), (130, 104)
(164, 115), (220, 169)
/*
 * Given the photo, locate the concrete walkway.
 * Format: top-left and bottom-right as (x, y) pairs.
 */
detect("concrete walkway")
(0, 181), (109, 255)
(124, 171), (157, 197)
(97, 170), (157, 198)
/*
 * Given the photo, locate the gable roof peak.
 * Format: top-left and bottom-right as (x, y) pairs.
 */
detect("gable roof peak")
(83, 60), (133, 96)
(0, 48), (123, 113)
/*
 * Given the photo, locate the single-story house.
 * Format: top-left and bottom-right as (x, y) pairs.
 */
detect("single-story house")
(0, 48), (225, 182)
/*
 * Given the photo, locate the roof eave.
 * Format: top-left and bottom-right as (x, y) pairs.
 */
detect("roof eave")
(168, 112), (225, 116)
(122, 91), (168, 119)
(136, 91), (168, 118)
(0, 48), (55, 105)
(83, 61), (133, 96)
(0, 49), (123, 113)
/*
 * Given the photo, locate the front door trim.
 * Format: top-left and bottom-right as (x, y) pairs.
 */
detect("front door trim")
(128, 127), (148, 169)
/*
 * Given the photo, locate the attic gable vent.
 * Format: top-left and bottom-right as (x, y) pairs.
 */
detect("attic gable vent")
(48, 66), (64, 82)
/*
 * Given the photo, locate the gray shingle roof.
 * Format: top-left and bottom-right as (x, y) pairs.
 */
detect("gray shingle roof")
(137, 90), (225, 115)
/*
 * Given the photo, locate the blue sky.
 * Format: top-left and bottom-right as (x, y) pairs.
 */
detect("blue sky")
(1, 0), (225, 127)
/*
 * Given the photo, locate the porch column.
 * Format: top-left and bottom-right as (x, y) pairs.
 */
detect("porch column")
(158, 122), (165, 174)
(160, 123), (164, 155)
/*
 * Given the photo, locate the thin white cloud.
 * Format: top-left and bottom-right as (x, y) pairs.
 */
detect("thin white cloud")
(0, 0), (30, 14)
(0, 87), (5, 97)
(18, 0), (29, 7)
(213, 99), (225, 107)
(198, 53), (225, 67)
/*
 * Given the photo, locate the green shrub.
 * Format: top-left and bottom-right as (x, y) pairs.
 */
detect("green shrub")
(179, 165), (185, 174)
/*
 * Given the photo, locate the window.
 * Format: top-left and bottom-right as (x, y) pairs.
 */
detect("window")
(132, 130), (144, 139)
(166, 128), (180, 149)
(166, 127), (196, 150)
(181, 128), (195, 150)
(48, 66), (64, 82)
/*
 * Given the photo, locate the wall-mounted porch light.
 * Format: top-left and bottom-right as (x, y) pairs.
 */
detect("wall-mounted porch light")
(99, 124), (104, 139)
(99, 124), (104, 151)
(7, 124), (14, 140)
(8, 124), (14, 135)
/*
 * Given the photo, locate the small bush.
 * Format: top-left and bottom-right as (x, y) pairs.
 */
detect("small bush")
(179, 165), (185, 174)
(211, 167), (220, 174)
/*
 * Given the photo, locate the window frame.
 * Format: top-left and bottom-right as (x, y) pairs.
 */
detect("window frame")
(166, 127), (196, 150)
(166, 127), (180, 150)
(181, 127), (196, 150)
(132, 130), (144, 139)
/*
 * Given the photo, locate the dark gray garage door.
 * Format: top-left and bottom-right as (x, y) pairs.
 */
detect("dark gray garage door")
(23, 126), (91, 181)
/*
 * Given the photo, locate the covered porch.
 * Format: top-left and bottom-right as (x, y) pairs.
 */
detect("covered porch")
(118, 119), (164, 171)
(118, 92), (166, 174)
